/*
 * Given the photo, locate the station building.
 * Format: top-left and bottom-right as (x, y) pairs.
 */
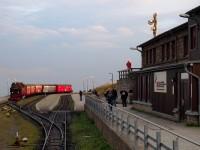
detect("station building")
(117, 6), (200, 125)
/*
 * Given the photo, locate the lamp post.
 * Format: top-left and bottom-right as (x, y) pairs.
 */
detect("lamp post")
(82, 79), (85, 92)
(83, 76), (95, 92)
(179, 13), (199, 28)
(130, 47), (142, 53)
(89, 76), (95, 90)
(179, 13), (190, 18)
(86, 79), (89, 92)
(109, 73), (113, 89)
(130, 47), (142, 67)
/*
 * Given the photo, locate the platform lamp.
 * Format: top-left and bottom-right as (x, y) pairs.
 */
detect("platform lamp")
(179, 13), (199, 29)
(130, 47), (142, 68)
(129, 47), (142, 53)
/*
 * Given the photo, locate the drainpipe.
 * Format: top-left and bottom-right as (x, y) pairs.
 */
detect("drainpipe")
(184, 63), (200, 125)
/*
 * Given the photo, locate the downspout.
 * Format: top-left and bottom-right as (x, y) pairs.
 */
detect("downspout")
(184, 63), (200, 125)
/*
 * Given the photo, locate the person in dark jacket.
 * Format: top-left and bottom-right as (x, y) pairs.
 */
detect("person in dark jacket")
(120, 90), (128, 107)
(104, 89), (113, 111)
(112, 88), (118, 106)
(79, 90), (83, 101)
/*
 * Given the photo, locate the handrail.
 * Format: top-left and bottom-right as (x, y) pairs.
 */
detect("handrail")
(118, 68), (141, 72)
(86, 95), (200, 147)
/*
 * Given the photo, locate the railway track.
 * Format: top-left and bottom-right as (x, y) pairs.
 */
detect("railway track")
(9, 94), (75, 150)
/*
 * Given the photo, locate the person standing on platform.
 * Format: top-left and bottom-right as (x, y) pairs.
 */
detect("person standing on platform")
(120, 90), (128, 107)
(79, 90), (83, 101)
(112, 88), (118, 106)
(104, 89), (113, 111)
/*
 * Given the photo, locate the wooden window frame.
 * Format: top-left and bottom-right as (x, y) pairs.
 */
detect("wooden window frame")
(189, 24), (198, 50)
(149, 49), (152, 64)
(183, 35), (189, 57)
(166, 42), (170, 60)
(153, 48), (156, 64)
(161, 44), (165, 61)
(171, 40), (176, 59)
(146, 52), (148, 65)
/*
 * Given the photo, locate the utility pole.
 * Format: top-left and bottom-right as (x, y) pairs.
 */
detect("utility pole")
(82, 80), (85, 92)
(109, 73), (114, 89)
(86, 79), (89, 92)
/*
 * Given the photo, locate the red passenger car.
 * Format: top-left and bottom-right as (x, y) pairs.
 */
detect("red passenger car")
(35, 85), (43, 94)
(56, 85), (73, 93)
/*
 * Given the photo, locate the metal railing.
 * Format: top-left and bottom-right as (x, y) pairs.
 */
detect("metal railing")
(118, 68), (141, 79)
(85, 95), (200, 150)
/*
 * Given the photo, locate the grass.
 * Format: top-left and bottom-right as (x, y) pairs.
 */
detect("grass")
(0, 105), (41, 150)
(95, 83), (117, 96)
(17, 95), (45, 107)
(67, 95), (75, 111)
(70, 112), (113, 150)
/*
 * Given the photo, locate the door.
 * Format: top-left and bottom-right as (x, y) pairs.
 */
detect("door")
(180, 73), (190, 120)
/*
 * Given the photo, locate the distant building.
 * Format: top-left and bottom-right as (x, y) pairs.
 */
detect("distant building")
(117, 6), (200, 125)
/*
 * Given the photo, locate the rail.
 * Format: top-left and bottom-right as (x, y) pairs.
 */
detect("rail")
(85, 95), (200, 150)
(8, 102), (47, 149)
(118, 68), (141, 79)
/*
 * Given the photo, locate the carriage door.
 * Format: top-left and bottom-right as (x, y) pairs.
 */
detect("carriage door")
(180, 73), (189, 121)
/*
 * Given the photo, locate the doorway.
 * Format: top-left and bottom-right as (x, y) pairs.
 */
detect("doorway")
(180, 73), (190, 121)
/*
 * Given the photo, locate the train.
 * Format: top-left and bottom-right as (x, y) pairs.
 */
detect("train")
(10, 82), (73, 101)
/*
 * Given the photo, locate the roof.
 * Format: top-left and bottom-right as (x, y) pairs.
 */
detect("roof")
(137, 22), (188, 48)
(130, 60), (200, 74)
(186, 5), (200, 14)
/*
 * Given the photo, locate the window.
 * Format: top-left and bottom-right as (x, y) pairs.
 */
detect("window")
(146, 51), (148, 65)
(166, 42), (170, 60)
(190, 25), (197, 49)
(162, 44), (165, 61)
(149, 49), (152, 64)
(153, 48), (156, 63)
(183, 35), (188, 56)
(171, 40), (176, 59)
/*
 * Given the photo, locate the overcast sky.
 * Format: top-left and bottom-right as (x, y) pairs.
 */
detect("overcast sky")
(0, 0), (199, 95)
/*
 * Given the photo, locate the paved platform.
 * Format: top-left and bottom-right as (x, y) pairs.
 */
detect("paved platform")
(117, 104), (200, 147)
(71, 94), (85, 111)
(0, 96), (9, 104)
(87, 95), (200, 149)
(36, 94), (65, 113)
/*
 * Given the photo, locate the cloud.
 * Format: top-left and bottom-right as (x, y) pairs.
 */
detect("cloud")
(82, 41), (118, 49)
(117, 27), (134, 37)
(0, 23), (136, 49)
(0, 24), (60, 41)
(0, 65), (52, 79)
(5, 6), (42, 15)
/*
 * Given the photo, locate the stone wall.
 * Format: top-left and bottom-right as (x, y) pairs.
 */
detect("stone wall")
(85, 105), (134, 150)
(117, 76), (138, 103)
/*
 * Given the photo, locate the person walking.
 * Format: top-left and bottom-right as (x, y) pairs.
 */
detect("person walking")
(120, 90), (128, 107)
(112, 88), (118, 106)
(79, 90), (83, 101)
(104, 89), (113, 111)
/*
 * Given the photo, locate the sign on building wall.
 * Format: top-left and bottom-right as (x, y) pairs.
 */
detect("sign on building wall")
(154, 71), (167, 93)
(181, 73), (189, 80)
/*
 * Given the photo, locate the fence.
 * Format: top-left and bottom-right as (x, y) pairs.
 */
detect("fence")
(85, 95), (200, 150)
